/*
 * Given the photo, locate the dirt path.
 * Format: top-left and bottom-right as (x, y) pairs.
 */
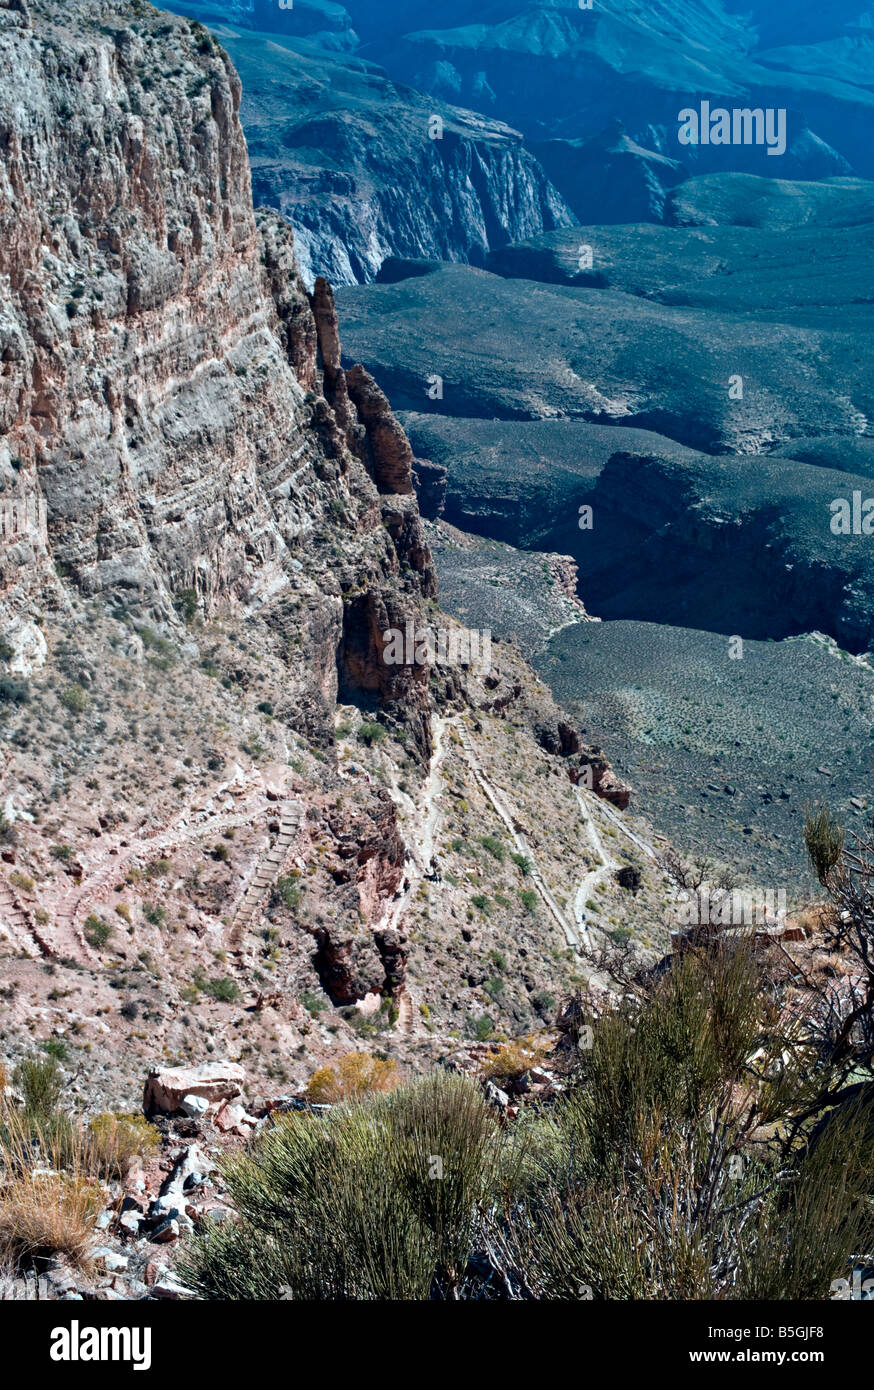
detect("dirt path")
(571, 789), (622, 954)
(593, 794), (660, 862)
(229, 801), (304, 952)
(381, 716), (450, 1033)
(384, 715), (666, 1032)
(0, 873), (51, 959)
(45, 802), (301, 962)
(455, 720), (582, 951)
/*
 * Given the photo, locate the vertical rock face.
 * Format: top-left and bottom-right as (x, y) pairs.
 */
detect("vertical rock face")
(344, 366), (416, 498)
(0, 0), (435, 750)
(220, 29), (576, 288)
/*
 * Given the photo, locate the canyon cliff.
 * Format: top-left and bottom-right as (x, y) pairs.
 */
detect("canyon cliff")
(0, 0), (637, 1109)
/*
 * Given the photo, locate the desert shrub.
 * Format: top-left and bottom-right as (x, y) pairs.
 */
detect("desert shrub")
(299, 990), (327, 1017)
(273, 875), (302, 910)
(381, 1071), (519, 1294)
(357, 721), (385, 746)
(804, 804), (844, 885)
(305, 1052), (401, 1104)
(0, 679), (29, 705)
(87, 1113), (160, 1178)
(177, 940), (874, 1302)
(59, 685), (88, 715)
(173, 588), (198, 623)
(0, 1068), (79, 1177)
(481, 1035), (550, 1083)
(181, 1071), (516, 1301)
(197, 974), (240, 1003)
(83, 915), (113, 948)
(13, 1058), (63, 1122)
(479, 835), (505, 863)
(500, 942), (874, 1300)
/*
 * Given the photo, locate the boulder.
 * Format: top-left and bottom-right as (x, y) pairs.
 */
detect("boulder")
(179, 1094), (210, 1119)
(213, 1101), (257, 1136)
(143, 1063), (245, 1116)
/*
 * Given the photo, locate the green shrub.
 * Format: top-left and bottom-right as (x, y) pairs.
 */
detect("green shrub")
(173, 589), (199, 624)
(180, 1071), (515, 1301)
(87, 1113), (160, 1178)
(273, 876), (301, 910)
(59, 685), (88, 715)
(505, 943), (874, 1300)
(804, 805), (844, 885)
(83, 915), (113, 949)
(299, 990), (326, 1016)
(0, 678), (29, 705)
(174, 941), (874, 1303)
(479, 835), (505, 863)
(13, 1057), (64, 1121)
(199, 975), (241, 1003)
(357, 721), (386, 746)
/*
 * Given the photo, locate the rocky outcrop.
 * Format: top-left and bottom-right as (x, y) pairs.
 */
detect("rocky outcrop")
(531, 122), (687, 226)
(344, 366), (415, 497)
(578, 757), (633, 813)
(0, 0), (440, 754)
(143, 1062), (245, 1117)
(411, 458), (447, 520)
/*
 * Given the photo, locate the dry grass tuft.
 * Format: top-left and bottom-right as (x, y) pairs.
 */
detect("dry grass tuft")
(0, 1170), (102, 1269)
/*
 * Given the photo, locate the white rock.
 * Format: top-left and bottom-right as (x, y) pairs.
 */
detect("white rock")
(93, 1247), (129, 1273)
(179, 1093), (210, 1118)
(5, 619), (46, 675)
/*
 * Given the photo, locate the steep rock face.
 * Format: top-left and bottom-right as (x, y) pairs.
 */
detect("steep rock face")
(0, 1), (641, 1109)
(214, 28), (575, 287)
(344, 366), (415, 497)
(0, 0), (435, 751)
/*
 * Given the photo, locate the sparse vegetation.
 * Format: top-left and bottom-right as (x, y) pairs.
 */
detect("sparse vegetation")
(357, 721), (386, 746)
(304, 1052), (401, 1104)
(83, 914), (113, 949)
